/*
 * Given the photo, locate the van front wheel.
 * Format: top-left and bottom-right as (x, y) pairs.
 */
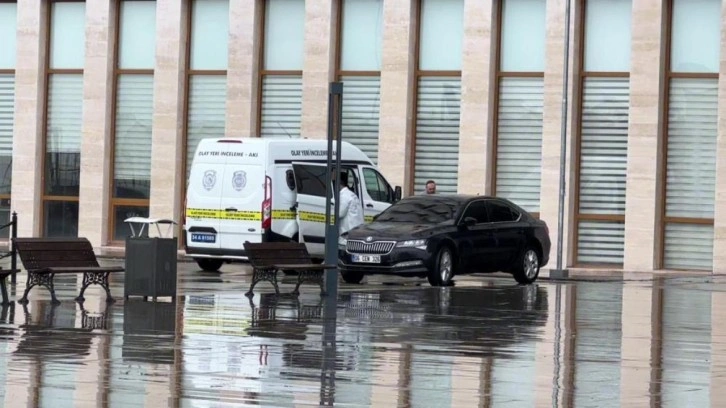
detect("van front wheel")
(196, 258), (223, 272)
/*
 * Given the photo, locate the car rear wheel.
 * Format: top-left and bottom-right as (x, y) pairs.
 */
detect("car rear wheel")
(341, 271), (364, 284)
(513, 247), (540, 284)
(196, 258), (223, 272)
(428, 246), (454, 287)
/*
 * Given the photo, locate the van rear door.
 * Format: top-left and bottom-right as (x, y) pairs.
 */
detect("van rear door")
(186, 161), (225, 250)
(218, 146), (266, 249)
(291, 162), (329, 256)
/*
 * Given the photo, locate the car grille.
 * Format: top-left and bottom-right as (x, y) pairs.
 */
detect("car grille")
(346, 240), (396, 255)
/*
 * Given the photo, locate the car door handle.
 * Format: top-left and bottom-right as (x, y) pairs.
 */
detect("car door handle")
(225, 207), (237, 212)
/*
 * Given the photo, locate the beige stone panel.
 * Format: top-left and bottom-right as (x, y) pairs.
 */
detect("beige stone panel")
(378, 0), (415, 192)
(539, 0), (578, 268)
(623, 0), (664, 271)
(533, 285), (559, 406)
(619, 284), (654, 406)
(11, 0), (46, 237)
(300, 0), (335, 140)
(78, 0), (114, 247)
(711, 291), (726, 406)
(149, 0), (187, 225)
(713, 0), (726, 273)
(457, 0), (493, 195)
(227, 0), (261, 137)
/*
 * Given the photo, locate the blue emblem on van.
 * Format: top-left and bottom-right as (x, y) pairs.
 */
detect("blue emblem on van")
(232, 170), (247, 192)
(203, 170), (216, 191)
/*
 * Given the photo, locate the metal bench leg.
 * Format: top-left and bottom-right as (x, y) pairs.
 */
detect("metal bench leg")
(19, 272), (59, 305)
(77, 272), (115, 303)
(0, 276), (9, 306)
(246, 268), (280, 297)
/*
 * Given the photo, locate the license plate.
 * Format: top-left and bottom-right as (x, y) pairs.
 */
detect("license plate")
(191, 233), (216, 243)
(352, 254), (381, 263)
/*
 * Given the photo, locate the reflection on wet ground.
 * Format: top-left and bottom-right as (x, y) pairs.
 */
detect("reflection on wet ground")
(0, 262), (725, 407)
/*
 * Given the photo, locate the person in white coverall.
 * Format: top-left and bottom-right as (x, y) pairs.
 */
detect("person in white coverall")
(334, 171), (365, 235)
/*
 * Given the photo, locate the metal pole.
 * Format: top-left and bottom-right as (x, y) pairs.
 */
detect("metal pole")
(324, 82), (344, 297)
(554, 0), (572, 276)
(10, 211), (16, 284)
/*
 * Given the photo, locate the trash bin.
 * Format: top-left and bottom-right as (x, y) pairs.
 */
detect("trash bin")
(123, 217), (178, 300)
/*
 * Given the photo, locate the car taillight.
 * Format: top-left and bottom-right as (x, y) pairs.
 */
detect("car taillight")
(262, 175), (272, 230)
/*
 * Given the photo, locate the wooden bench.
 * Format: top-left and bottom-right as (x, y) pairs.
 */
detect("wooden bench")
(243, 241), (336, 297)
(13, 238), (125, 305)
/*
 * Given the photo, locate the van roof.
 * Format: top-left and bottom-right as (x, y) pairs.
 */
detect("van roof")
(195, 137), (374, 164)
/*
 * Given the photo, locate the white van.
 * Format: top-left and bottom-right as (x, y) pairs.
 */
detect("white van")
(184, 137), (401, 272)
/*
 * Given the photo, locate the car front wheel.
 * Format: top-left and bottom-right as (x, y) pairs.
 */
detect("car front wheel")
(341, 271), (364, 284)
(428, 246), (454, 287)
(196, 258), (223, 272)
(513, 247), (540, 284)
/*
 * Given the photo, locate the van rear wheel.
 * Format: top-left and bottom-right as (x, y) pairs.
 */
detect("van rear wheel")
(196, 258), (223, 272)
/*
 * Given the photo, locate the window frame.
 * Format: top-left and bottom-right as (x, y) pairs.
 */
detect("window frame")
(571, 0), (631, 268)
(0, 1), (17, 237)
(460, 199), (490, 224)
(657, 0), (719, 270)
(108, 0), (156, 244)
(490, 0), (545, 218)
(40, 0), (86, 237)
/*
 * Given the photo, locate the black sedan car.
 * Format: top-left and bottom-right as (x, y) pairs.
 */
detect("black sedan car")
(338, 194), (551, 286)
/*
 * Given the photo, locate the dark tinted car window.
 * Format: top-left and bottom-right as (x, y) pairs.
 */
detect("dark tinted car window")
(487, 200), (518, 222)
(376, 198), (460, 224)
(462, 200), (489, 223)
(294, 165), (358, 197)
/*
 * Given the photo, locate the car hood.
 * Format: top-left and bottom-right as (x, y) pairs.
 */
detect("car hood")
(346, 222), (445, 240)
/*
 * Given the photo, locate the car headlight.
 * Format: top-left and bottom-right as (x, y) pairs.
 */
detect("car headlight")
(396, 239), (427, 249)
(338, 236), (347, 246)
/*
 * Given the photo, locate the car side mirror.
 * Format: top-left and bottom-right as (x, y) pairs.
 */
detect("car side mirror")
(462, 217), (477, 227)
(394, 186), (402, 202)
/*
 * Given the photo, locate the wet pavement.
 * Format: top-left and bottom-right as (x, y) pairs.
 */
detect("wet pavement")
(0, 260), (725, 407)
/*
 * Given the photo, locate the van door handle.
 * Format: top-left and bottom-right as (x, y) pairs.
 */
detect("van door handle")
(366, 204), (374, 208)
(225, 207), (237, 212)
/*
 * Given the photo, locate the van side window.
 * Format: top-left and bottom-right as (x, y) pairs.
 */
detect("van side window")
(294, 165), (328, 197)
(363, 168), (392, 203)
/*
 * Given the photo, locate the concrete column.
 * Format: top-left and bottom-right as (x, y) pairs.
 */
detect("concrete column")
(300, 0), (336, 140)
(226, 0), (261, 137)
(712, 0), (726, 273)
(457, 0), (494, 195)
(11, 0), (47, 237)
(539, 0), (578, 267)
(619, 281), (655, 405)
(149, 0), (188, 223)
(78, 0), (114, 247)
(378, 0), (416, 192)
(623, 0), (664, 271)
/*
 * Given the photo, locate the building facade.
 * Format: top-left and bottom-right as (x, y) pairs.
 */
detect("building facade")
(0, 0), (725, 273)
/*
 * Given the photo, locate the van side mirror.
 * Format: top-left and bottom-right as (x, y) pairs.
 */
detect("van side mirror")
(394, 186), (402, 202)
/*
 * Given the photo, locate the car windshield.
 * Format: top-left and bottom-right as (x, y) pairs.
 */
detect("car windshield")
(375, 198), (460, 224)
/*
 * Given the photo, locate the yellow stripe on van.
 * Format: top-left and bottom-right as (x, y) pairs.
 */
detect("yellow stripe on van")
(186, 208), (261, 221)
(186, 208), (220, 219)
(272, 210), (296, 220)
(299, 211), (329, 223)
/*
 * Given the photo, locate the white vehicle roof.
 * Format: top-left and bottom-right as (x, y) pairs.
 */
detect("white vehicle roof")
(193, 137), (373, 164)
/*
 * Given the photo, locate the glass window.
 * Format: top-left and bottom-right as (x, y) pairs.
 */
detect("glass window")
(264, 0), (305, 70)
(44, 201), (79, 237)
(113, 75), (153, 199)
(119, 1), (156, 70)
(376, 197), (459, 224)
(50, 2), (86, 69)
(500, 0), (546, 72)
(584, 0), (631, 72)
(340, 0), (383, 71)
(363, 168), (391, 203)
(0, 3), (17, 69)
(113, 205), (150, 240)
(487, 200), (517, 222)
(293, 164), (328, 197)
(419, 0), (464, 71)
(670, 0), (720, 73)
(462, 200), (489, 224)
(45, 74), (83, 196)
(190, 0), (229, 70)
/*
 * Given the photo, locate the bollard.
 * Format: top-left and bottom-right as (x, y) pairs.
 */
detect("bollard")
(10, 212), (16, 284)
